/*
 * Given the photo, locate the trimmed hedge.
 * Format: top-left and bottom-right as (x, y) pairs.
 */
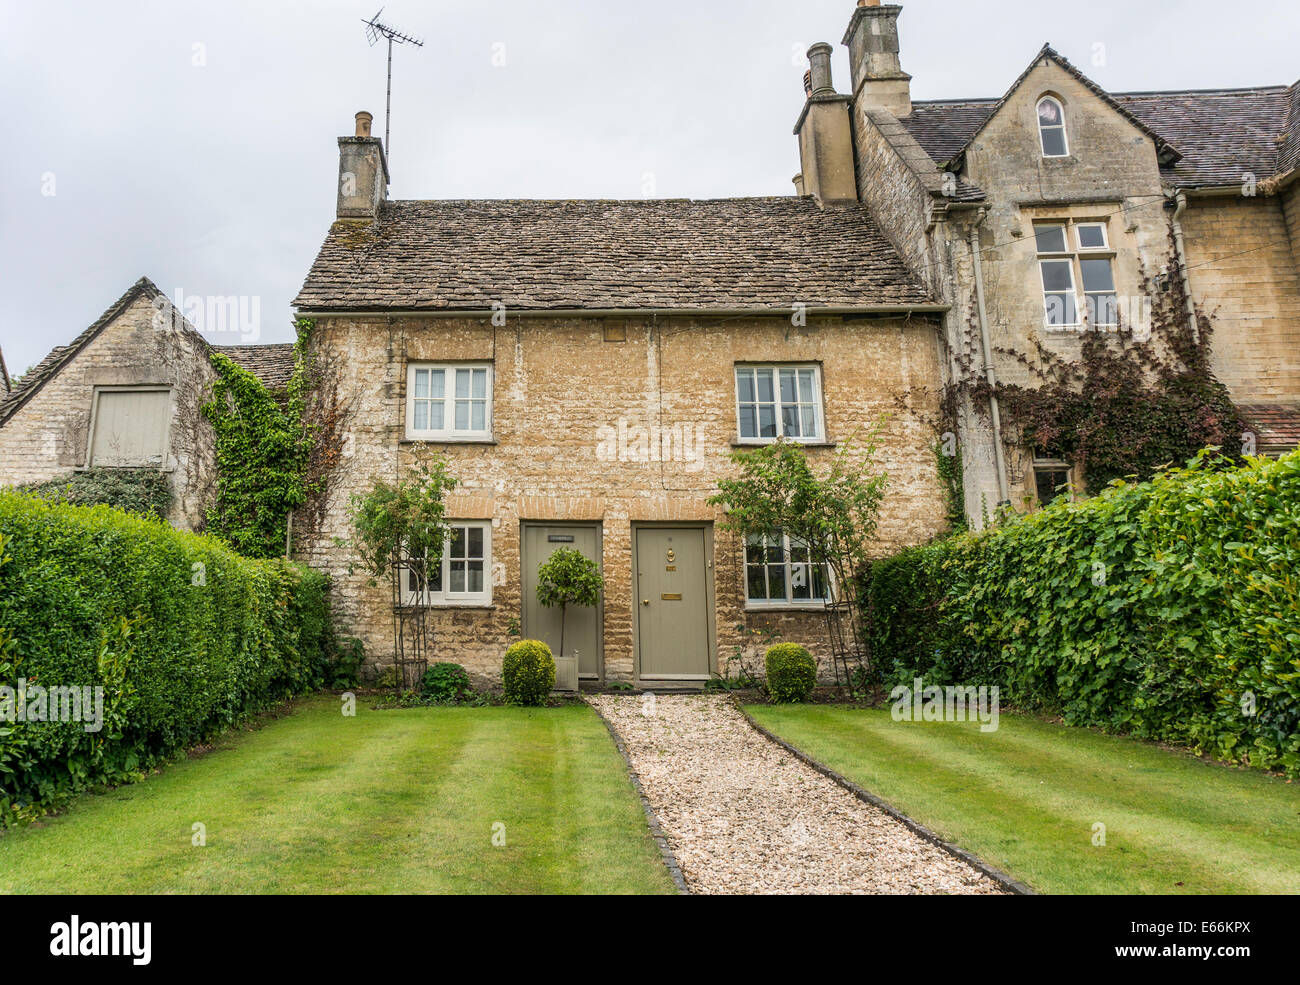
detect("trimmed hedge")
(21, 468), (171, 519)
(765, 643), (817, 703)
(863, 451), (1300, 774)
(502, 640), (555, 706)
(0, 489), (336, 824)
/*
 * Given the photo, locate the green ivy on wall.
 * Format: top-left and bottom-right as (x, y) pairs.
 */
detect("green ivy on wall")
(202, 319), (317, 558)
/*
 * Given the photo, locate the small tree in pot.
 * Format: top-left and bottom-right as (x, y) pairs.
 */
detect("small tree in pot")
(535, 548), (603, 659)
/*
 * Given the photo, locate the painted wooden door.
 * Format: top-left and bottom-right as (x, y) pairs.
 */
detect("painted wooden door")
(521, 524), (602, 678)
(635, 527), (711, 680)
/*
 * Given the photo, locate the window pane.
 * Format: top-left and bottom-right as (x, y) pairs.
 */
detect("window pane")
(1037, 99), (1062, 126)
(800, 403), (818, 439)
(429, 370), (445, 398)
(455, 368), (472, 398)
(736, 369), (755, 403)
(790, 563), (811, 600)
(797, 368), (814, 401)
(455, 401), (469, 431)
(448, 527), (466, 558)
(466, 561), (484, 593)
(1035, 468), (1069, 505)
(470, 401), (486, 431)
(471, 369), (487, 399)
(766, 564), (786, 601)
(1045, 293), (1078, 326)
(765, 535), (785, 564)
(747, 565), (769, 601)
(450, 562), (466, 593)
(1040, 259), (1073, 292)
(779, 369), (797, 403)
(1088, 293), (1119, 326)
(789, 540), (810, 564)
(429, 402), (444, 430)
(466, 526), (484, 558)
(738, 404), (757, 438)
(812, 564), (830, 601)
(413, 401), (428, 430)
(755, 369), (774, 403)
(429, 562), (443, 592)
(1041, 127), (1067, 157)
(758, 405), (777, 438)
(1080, 258), (1115, 292)
(1034, 225), (1067, 254)
(744, 537), (764, 565)
(1077, 224), (1107, 250)
(413, 369), (429, 399)
(781, 404), (801, 437)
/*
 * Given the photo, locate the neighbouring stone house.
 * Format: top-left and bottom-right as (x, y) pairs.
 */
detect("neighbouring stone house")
(800, 1), (1300, 512)
(0, 278), (294, 530)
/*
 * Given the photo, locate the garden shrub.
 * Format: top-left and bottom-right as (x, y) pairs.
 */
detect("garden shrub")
(421, 662), (472, 703)
(765, 643), (817, 703)
(862, 450), (1300, 775)
(20, 468), (171, 519)
(502, 640), (555, 706)
(0, 489), (337, 824)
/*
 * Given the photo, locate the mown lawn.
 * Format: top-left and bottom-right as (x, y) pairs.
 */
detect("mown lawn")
(745, 704), (1300, 895)
(0, 696), (676, 894)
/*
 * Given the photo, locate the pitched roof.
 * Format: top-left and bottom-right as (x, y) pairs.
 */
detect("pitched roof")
(900, 71), (1297, 189)
(0, 277), (178, 427)
(293, 197), (937, 312)
(214, 344), (297, 391)
(1240, 404), (1300, 453)
(0, 345), (9, 395)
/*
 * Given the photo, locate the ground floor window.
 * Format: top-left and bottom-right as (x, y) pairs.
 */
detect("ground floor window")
(1033, 459), (1074, 506)
(744, 530), (831, 606)
(403, 520), (492, 606)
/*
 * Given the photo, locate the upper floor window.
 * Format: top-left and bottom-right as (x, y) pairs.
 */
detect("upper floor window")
(1033, 459), (1074, 507)
(88, 386), (171, 467)
(745, 530), (832, 607)
(735, 364), (824, 443)
(402, 521), (492, 607)
(1037, 97), (1068, 157)
(406, 363), (492, 441)
(1035, 221), (1118, 329)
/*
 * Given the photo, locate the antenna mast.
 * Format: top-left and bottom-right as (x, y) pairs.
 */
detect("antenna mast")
(362, 8), (424, 164)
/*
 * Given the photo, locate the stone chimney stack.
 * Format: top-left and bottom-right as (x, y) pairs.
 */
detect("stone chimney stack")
(337, 110), (389, 219)
(842, 1), (912, 117)
(792, 44), (858, 204)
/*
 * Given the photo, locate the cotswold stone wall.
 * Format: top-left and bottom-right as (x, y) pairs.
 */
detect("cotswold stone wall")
(295, 313), (950, 683)
(0, 295), (216, 529)
(1180, 194), (1300, 406)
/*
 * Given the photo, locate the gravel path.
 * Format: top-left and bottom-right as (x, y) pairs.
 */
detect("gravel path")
(589, 694), (1005, 895)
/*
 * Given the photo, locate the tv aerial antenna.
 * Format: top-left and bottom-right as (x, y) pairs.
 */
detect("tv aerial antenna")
(362, 8), (424, 162)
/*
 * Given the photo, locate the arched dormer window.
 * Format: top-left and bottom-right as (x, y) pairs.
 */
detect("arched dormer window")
(1037, 96), (1068, 157)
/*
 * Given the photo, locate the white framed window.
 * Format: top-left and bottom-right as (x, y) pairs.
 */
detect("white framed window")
(1037, 96), (1068, 157)
(1035, 221), (1118, 329)
(735, 364), (824, 443)
(406, 363), (492, 441)
(87, 386), (172, 467)
(403, 521), (492, 607)
(744, 530), (832, 607)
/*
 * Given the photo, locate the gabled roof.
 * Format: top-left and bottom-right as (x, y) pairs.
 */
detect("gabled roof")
(946, 45), (1181, 167)
(899, 51), (1295, 190)
(0, 345), (9, 395)
(0, 277), (181, 427)
(213, 344), (297, 391)
(293, 197), (937, 313)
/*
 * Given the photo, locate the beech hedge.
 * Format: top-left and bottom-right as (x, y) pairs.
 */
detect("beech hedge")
(0, 490), (335, 823)
(863, 451), (1300, 775)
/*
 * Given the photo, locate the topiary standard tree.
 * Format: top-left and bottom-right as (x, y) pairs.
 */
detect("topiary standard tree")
(535, 548), (603, 660)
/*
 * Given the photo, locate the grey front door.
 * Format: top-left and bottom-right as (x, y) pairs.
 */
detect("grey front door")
(634, 526), (712, 680)
(521, 524), (602, 678)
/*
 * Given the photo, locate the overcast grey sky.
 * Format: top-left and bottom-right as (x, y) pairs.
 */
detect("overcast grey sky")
(1, 0), (1296, 376)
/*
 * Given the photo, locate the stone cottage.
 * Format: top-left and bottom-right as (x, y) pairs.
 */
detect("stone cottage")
(0, 277), (293, 529)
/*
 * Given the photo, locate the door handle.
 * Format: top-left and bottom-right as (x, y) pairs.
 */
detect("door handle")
(642, 599), (650, 606)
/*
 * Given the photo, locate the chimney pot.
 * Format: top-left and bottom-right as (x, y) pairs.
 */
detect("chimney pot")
(807, 42), (835, 96)
(355, 111), (374, 138)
